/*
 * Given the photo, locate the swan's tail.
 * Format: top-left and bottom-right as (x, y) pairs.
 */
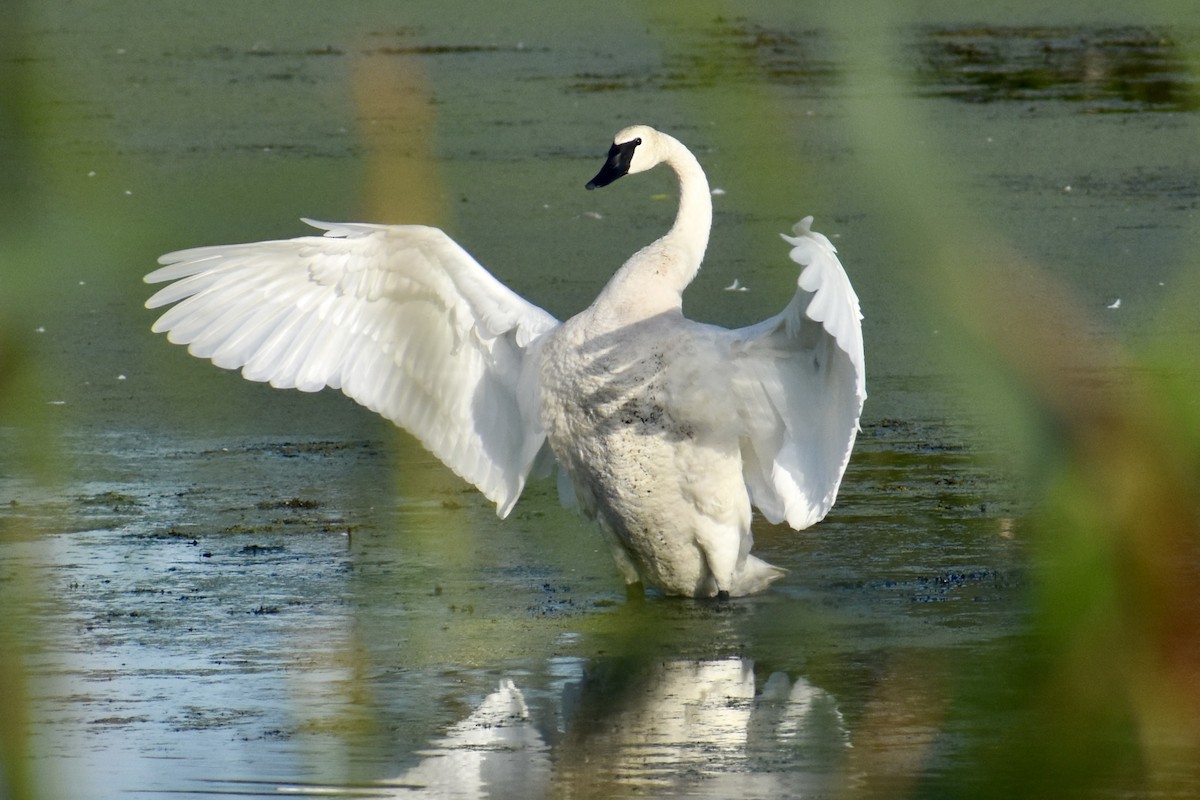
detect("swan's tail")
(730, 555), (788, 596)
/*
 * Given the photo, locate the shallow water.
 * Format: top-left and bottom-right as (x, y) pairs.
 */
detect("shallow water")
(3, 1), (1200, 798)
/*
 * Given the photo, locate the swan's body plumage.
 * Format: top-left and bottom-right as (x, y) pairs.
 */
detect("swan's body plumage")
(145, 125), (865, 598)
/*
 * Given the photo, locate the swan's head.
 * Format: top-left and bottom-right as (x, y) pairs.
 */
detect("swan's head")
(585, 125), (665, 190)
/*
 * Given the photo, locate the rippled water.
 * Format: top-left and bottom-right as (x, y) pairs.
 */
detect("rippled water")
(3, 1), (1199, 798)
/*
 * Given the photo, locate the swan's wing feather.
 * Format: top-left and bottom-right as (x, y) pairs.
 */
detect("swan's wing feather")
(145, 220), (560, 516)
(726, 217), (866, 529)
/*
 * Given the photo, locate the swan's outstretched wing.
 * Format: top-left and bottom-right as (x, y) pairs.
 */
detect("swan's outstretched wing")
(727, 217), (866, 530)
(145, 219), (560, 516)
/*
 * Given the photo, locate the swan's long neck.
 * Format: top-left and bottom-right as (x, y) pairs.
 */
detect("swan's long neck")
(593, 134), (712, 323)
(660, 134), (712, 281)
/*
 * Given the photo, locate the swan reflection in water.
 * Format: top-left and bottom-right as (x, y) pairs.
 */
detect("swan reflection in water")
(272, 658), (847, 798)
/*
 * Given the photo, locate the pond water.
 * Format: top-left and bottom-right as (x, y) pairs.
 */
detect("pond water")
(3, 1), (1199, 799)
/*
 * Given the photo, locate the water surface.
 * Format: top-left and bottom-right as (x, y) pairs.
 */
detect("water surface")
(3, 1), (1199, 798)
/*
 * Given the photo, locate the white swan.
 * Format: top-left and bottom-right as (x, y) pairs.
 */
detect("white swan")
(144, 125), (865, 598)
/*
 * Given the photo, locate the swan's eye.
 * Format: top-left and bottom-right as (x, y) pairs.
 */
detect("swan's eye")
(634, 137), (642, 146)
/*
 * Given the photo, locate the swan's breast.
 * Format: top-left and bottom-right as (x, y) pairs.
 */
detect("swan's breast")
(538, 313), (749, 593)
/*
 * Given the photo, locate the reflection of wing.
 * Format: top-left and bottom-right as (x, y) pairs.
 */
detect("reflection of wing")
(726, 217), (866, 529)
(145, 221), (559, 515)
(749, 671), (853, 761)
(391, 679), (549, 799)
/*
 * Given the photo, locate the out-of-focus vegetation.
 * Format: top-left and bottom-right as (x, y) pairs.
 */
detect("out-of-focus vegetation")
(3, 2), (41, 798)
(825, 4), (1200, 796)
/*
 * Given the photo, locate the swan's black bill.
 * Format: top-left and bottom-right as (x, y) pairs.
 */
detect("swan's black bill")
(585, 137), (641, 190)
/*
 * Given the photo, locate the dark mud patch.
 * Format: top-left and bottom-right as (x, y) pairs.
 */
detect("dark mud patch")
(257, 497), (322, 510)
(238, 543), (287, 556)
(370, 43), (547, 56)
(202, 44), (347, 60)
(569, 17), (836, 93)
(127, 527), (200, 544)
(167, 705), (266, 733)
(231, 438), (383, 460)
(916, 26), (1200, 112)
(76, 490), (142, 512)
(527, 581), (582, 618)
(832, 567), (1024, 604)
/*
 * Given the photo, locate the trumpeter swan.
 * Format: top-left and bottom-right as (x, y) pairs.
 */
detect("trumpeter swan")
(145, 125), (865, 598)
